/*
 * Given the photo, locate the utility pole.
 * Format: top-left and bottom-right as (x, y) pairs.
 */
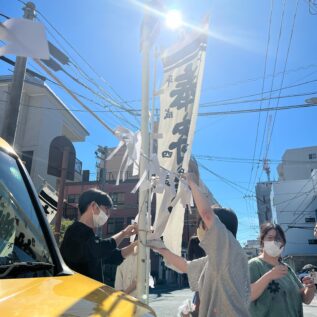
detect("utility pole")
(1, 2), (36, 146)
(95, 145), (108, 238)
(95, 145), (108, 192)
(54, 147), (70, 244)
(262, 114), (272, 182)
(263, 159), (271, 182)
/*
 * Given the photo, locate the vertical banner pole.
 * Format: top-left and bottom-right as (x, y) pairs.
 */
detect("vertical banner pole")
(137, 39), (150, 303)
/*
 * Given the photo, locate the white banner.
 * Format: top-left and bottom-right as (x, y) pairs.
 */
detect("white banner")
(0, 18), (49, 59)
(152, 25), (208, 255)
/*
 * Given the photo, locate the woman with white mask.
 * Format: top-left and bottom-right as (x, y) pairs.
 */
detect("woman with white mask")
(249, 223), (315, 317)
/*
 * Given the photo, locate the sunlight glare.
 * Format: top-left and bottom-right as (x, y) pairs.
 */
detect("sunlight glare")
(165, 10), (183, 30)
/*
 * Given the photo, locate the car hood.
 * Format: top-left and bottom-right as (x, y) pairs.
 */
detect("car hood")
(0, 273), (155, 317)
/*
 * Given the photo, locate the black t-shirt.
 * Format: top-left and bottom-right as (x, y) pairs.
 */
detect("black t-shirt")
(60, 221), (124, 282)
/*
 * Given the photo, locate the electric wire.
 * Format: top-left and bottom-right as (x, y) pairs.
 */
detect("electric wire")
(200, 91), (317, 108)
(247, 0), (274, 197)
(250, 0), (287, 194)
(35, 9), (140, 125)
(198, 102), (317, 116)
(200, 78), (317, 107)
(264, 0), (300, 167)
(32, 15), (140, 129)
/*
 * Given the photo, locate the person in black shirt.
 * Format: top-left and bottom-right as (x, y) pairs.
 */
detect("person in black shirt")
(60, 188), (137, 283)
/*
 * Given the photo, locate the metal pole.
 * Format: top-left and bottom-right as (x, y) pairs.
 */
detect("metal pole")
(145, 46), (158, 301)
(54, 147), (70, 244)
(1, 2), (36, 146)
(136, 38), (151, 302)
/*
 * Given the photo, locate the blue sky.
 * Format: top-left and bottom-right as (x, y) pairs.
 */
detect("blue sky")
(2, 0), (317, 243)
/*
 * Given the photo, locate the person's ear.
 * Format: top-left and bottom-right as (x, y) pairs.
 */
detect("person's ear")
(90, 201), (98, 213)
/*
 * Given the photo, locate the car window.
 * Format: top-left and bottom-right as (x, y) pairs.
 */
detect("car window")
(0, 150), (53, 277)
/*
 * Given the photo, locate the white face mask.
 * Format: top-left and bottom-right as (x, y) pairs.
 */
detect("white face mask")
(263, 241), (284, 257)
(92, 205), (109, 228)
(197, 226), (206, 242)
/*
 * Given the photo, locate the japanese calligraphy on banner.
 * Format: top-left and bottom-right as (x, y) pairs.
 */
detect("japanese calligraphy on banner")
(152, 23), (208, 255)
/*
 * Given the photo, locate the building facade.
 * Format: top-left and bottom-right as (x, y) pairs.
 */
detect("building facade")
(0, 75), (88, 192)
(272, 170), (317, 256)
(243, 239), (260, 260)
(277, 146), (317, 181)
(271, 146), (317, 271)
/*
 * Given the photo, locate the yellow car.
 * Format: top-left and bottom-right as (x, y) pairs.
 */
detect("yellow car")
(0, 138), (156, 317)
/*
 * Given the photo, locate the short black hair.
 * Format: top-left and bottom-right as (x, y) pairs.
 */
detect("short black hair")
(213, 207), (238, 238)
(187, 235), (206, 261)
(78, 188), (113, 215)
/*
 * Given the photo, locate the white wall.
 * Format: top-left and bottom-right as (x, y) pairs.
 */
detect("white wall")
(272, 170), (317, 256)
(0, 77), (88, 192)
(277, 147), (317, 181)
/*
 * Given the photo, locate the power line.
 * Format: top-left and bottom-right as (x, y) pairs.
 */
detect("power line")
(306, 0), (317, 15)
(265, 0), (300, 165)
(274, 188), (314, 207)
(202, 63), (317, 92)
(256, 1), (301, 184)
(3, 58), (142, 127)
(2, 97), (315, 117)
(251, 0), (288, 194)
(197, 161), (255, 196)
(247, 0), (274, 197)
(0, 99), (140, 113)
(284, 195), (317, 232)
(200, 90), (317, 108)
(114, 64), (317, 105)
(40, 60), (140, 129)
(200, 78), (317, 107)
(257, 2), (301, 184)
(277, 176), (314, 211)
(195, 154), (317, 164)
(27, 12), (140, 129)
(0, 12), (10, 19)
(0, 55), (143, 124)
(35, 9), (139, 123)
(35, 60), (116, 135)
(198, 102), (317, 116)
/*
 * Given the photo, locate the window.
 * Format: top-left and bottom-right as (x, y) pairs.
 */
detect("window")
(67, 194), (79, 204)
(107, 217), (124, 234)
(109, 192), (125, 206)
(75, 158), (82, 174)
(308, 153), (316, 160)
(308, 239), (317, 245)
(305, 217), (316, 223)
(0, 150), (53, 269)
(21, 151), (33, 174)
